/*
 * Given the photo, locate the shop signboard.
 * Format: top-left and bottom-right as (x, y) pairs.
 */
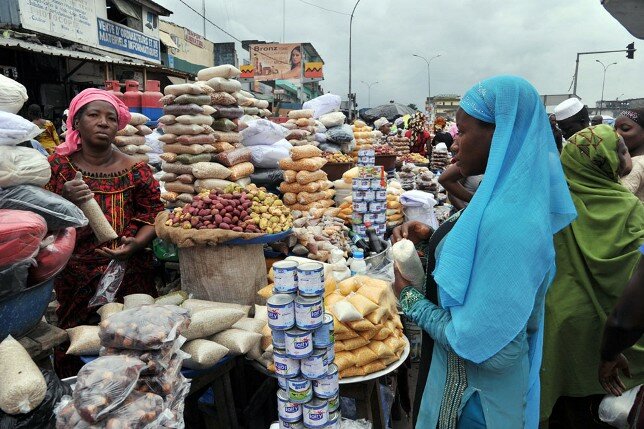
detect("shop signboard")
(249, 43), (302, 82)
(240, 65), (255, 79)
(304, 62), (323, 79)
(185, 28), (204, 48)
(214, 42), (236, 66)
(97, 17), (160, 63)
(18, 0), (97, 47)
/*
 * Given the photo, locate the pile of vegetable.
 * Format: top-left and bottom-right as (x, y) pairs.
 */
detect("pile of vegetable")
(398, 153), (428, 164)
(374, 145), (396, 156)
(323, 152), (354, 163)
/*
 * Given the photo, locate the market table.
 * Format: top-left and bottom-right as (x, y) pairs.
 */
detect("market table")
(80, 354), (240, 428)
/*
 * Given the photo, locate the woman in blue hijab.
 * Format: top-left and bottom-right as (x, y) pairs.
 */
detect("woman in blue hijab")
(392, 75), (577, 428)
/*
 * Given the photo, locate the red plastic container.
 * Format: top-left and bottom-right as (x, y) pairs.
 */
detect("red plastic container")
(123, 79), (142, 113)
(104, 80), (124, 102)
(141, 80), (163, 121)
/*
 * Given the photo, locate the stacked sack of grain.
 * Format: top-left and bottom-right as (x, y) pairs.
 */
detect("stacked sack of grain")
(278, 144), (335, 212)
(350, 120), (376, 156)
(157, 82), (219, 207)
(325, 275), (406, 378)
(386, 181), (404, 228)
(390, 133), (411, 158)
(240, 119), (290, 189)
(114, 112), (153, 164)
(321, 112), (354, 153)
(234, 89), (272, 120)
(282, 109), (318, 147)
(337, 195), (353, 225)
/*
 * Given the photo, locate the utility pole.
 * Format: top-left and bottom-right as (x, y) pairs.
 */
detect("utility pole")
(412, 53), (441, 113)
(361, 80), (378, 108)
(571, 43), (635, 95)
(348, 0), (362, 122)
(596, 60), (617, 111)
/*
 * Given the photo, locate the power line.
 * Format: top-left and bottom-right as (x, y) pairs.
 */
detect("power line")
(296, 0), (350, 15)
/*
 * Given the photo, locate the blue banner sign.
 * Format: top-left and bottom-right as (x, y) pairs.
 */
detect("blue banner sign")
(97, 17), (160, 62)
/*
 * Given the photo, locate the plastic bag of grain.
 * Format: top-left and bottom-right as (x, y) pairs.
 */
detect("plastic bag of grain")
(0, 335), (47, 414)
(198, 65), (242, 81)
(66, 326), (101, 356)
(209, 329), (262, 355)
(155, 290), (189, 306)
(183, 308), (245, 340)
(123, 293), (155, 309)
(97, 302), (124, 321)
(232, 317), (266, 333)
(181, 299), (251, 315)
(181, 339), (229, 370)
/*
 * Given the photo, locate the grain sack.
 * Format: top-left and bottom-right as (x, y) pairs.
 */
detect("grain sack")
(164, 181), (195, 194)
(136, 124), (153, 136)
(282, 193), (296, 206)
(0, 335), (47, 414)
(295, 169), (327, 184)
(283, 170), (297, 183)
(136, 145), (152, 154)
(97, 302), (124, 321)
(213, 131), (242, 143)
(181, 299), (251, 316)
(161, 192), (178, 202)
(191, 162), (231, 179)
(290, 144), (322, 161)
(212, 142), (235, 153)
(228, 162), (254, 181)
(176, 134), (216, 145)
(201, 105), (216, 115)
(333, 300), (362, 322)
(164, 83), (204, 96)
(176, 153), (211, 164)
(194, 179), (235, 192)
(232, 317), (266, 333)
(119, 145), (139, 155)
(279, 157), (326, 172)
(206, 77), (242, 93)
(66, 326), (101, 355)
(162, 161), (193, 175)
(175, 174), (195, 184)
(287, 109), (314, 119)
(115, 135), (146, 147)
(213, 106), (244, 120)
(296, 191), (327, 205)
(177, 193), (194, 203)
(158, 133), (178, 144)
(392, 238), (425, 290)
(163, 104), (204, 116)
(154, 290), (189, 305)
(280, 180), (321, 194)
(183, 307), (245, 340)
(116, 124), (138, 136)
(79, 196), (118, 244)
(182, 340), (229, 370)
(174, 94), (211, 105)
(286, 129), (311, 141)
(129, 113), (149, 126)
(216, 147), (251, 167)
(244, 107), (260, 116)
(198, 64), (241, 81)
(212, 118), (237, 132)
(158, 115), (176, 125)
(176, 114), (214, 126)
(254, 304), (268, 323)
(255, 99), (269, 109)
(194, 81), (215, 95)
(159, 94), (176, 105)
(209, 329), (262, 355)
(163, 144), (206, 155)
(334, 351), (356, 371)
(123, 293), (155, 309)
(211, 92), (237, 106)
(163, 124), (205, 136)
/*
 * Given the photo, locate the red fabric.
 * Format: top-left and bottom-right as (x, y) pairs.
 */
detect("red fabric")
(0, 209), (47, 266)
(405, 129), (430, 156)
(29, 227), (76, 285)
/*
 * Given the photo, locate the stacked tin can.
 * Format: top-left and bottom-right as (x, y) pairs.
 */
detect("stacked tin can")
(352, 156), (387, 239)
(267, 261), (341, 429)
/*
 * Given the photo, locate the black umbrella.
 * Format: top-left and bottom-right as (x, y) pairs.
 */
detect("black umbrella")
(361, 103), (417, 122)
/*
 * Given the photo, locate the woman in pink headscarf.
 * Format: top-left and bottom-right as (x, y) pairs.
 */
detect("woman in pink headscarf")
(46, 89), (164, 377)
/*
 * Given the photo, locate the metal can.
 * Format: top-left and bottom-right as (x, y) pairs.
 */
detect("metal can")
(353, 201), (368, 213)
(278, 376), (288, 391)
(297, 263), (324, 297)
(273, 261), (298, 294)
(301, 348), (328, 380)
(353, 224), (366, 236)
(315, 347), (328, 366)
(375, 189), (387, 201)
(326, 343), (335, 363)
(375, 223), (386, 236)
(303, 398), (328, 428)
(368, 201), (385, 212)
(277, 389), (302, 422)
(274, 347), (300, 379)
(358, 149), (375, 158)
(312, 364), (339, 398)
(267, 294), (296, 331)
(313, 313), (334, 348)
(350, 213), (364, 225)
(295, 295), (324, 330)
(279, 420), (305, 429)
(375, 212), (387, 224)
(272, 329), (286, 349)
(326, 411), (340, 429)
(370, 178), (384, 190)
(363, 212), (380, 224)
(351, 178), (370, 191)
(285, 328), (313, 358)
(287, 377), (312, 404)
(327, 393), (340, 413)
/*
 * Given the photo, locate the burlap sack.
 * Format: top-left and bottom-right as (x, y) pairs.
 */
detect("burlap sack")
(155, 212), (264, 247)
(178, 244), (266, 306)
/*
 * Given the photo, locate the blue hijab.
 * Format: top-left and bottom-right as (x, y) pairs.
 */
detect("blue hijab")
(433, 76), (577, 363)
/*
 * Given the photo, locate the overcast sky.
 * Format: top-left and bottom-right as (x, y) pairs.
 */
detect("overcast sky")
(156, 0), (642, 110)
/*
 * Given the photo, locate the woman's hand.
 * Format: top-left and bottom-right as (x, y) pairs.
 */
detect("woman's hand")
(391, 221), (432, 245)
(96, 237), (141, 261)
(598, 353), (631, 396)
(62, 172), (94, 205)
(393, 264), (411, 298)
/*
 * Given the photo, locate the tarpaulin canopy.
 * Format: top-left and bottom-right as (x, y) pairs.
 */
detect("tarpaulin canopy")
(362, 103), (417, 122)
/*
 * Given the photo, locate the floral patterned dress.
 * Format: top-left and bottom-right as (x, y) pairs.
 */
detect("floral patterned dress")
(46, 154), (163, 329)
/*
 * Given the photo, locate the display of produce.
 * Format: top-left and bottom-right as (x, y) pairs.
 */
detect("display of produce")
(287, 213), (351, 263)
(114, 112), (153, 164)
(430, 146), (451, 170)
(373, 145), (395, 156)
(390, 134), (411, 158)
(416, 170), (439, 192)
(397, 153), (428, 165)
(350, 120), (377, 155)
(283, 109), (317, 147)
(386, 181), (404, 228)
(323, 152), (353, 163)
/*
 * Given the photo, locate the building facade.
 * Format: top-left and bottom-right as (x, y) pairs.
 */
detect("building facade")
(430, 94), (460, 118)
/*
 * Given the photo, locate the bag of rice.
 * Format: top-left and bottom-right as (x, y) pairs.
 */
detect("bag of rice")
(158, 115), (176, 125)
(163, 104), (205, 116)
(206, 77), (242, 93)
(154, 290), (189, 306)
(362, 360), (386, 375)
(191, 162), (231, 179)
(164, 144), (207, 155)
(136, 145), (152, 154)
(164, 83), (205, 96)
(159, 133), (178, 144)
(175, 114), (214, 126)
(181, 299), (251, 316)
(164, 181), (195, 194)
(351, 345), (378, 367)
(183, 308), (245, 340)
(198, 65), (242, 81)
(0, 335), (47, 415)
(118, 144), (139, 155)
(211, 92), (237, 106)
(163, 124), (205, 136)
(213, 131), (242, 143)
(368, 341), (395, 358)
(290, 144), (322, 161)
(209, 329), (262, 355)
(123, 294), (155, 309)
(212, 118), (237, 132)
(254, 304), (268, 323)
(228, 162), (254, 181)
(341, 336), (369, 351)
(116, 124), (138, 136)
(216, 147), (251, 167)
(347, 318), (376, 332)
(295, 169), (327, 185)
(174, 94), (211, 105)
(182, 340), (229, 370)
(335, 326), (359, 341)
(373, 327), (393, 341)
(213, 106), (245, 120)
(232, 317), (266, 333)
(162, 162), (194, 175)
(392, 238), (425, 290)
(129, 113), (149, 126)
(66, 326), (101, 355)
(365, 306), (388, 325)
(194, 178), (235, 192)
(287, 109), (314, 119)
(381, 355), (398, 366)
(279, 157), (327, 172)
(176, 153), (211, 165)
(97, 302), (124, 321)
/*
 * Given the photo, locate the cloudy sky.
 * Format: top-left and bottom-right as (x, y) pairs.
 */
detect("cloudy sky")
(156, 0), (642, 110)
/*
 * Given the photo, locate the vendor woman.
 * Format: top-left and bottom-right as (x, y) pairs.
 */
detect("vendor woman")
(46, 89), (164, 377)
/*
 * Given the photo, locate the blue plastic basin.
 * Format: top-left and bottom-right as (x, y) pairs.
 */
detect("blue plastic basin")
(0, 277), (55, 340)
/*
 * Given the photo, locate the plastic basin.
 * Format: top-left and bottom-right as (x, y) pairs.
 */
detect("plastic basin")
(322, 162), (354, 181)
(0, 276), (55, 340)
(375, 155), (397, 171)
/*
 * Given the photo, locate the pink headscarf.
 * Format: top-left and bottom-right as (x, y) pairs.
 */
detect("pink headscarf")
(56, 88), (131, 155)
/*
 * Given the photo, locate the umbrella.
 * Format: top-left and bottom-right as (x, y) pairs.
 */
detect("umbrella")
(361, 103), (418, 122)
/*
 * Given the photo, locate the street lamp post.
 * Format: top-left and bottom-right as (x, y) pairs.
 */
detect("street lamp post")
(595, 59), (617, 111)
(412, 53), (441, 113)
(361, 80), (379, 108)
(348, 0), (362, 121)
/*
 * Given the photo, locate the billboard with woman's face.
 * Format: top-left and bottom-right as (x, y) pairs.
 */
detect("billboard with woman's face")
(249, 43), (302, 82)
